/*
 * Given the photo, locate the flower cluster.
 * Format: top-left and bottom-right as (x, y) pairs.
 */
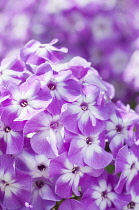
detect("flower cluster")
(1, 0), (139, 104)
(0, 39), (139, 210)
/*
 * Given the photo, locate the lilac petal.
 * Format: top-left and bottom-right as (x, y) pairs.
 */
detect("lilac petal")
(114, 172), (127, 194)
(109, 135), (123, 158)
(68, 140), (86, 166)
(60, 106), (81, 134)
(6, 132), (23, 154)
(23, 111), (49, 135)
(20, 80), (40, 98)
(90, 105), (110, 120)
(29, 86), (52, 109)
(78, 112), (94, 136)
(59, 79), (81, 102)
(115, 145), (129, 174)
(55, 174), (73, 198)
(41, 182), (60, 201)
(31, 131), (55, 158)
(84, 145), (113, 169)
(72, 174), (81, 196)
(49, 152), (69, 177)
(47, 94), (65, 115)
(59, 199), (85, 210)
(8, 83), (21, 101)
(31, 191), (55, 210)
(0, 155), (14, 175)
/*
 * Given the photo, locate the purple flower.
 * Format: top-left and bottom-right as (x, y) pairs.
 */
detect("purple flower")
(115, 145), (139, 194)
(30, 177), (60, 210)
(49, 152), (103, 198)
(0, 155), (31, 209)
(29, 64), (81, 115)
(68, 129), (113, 169)
(0, 110), (25, 154)
(16, 148), (51, 179)
(2, 79), (52, 121)
(20, 39), (68, 65)
(82, 171), (130, 210)
(106, 103), (138, 157)
(61, 85), (110, 135)
(24, 111), (63, 156)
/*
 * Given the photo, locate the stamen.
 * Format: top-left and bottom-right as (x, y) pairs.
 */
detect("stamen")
(86, 137), (92, 145)
(50, 122), (58, 129)
(81, 102), (88, 111)
(20, 100), (28, 107)
(35, 180), (44, 188)
(37, 164), (46, 171)
(127, 201), (135, 209)
(115, 125), (122, 133)
(48, 83), (56, 90)
(4, 126), (11, 133)
(101, 191), (107, 199)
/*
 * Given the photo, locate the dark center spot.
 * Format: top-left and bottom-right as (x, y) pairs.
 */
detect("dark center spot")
(35, 180), (44, 188)
(4, 126), (11, 133)
(37, 164), (46, 171)
(127, 202), (135, 209)
(2, 180), (9, 186)
(20, 100), (28, 107)
(72, 166), (79, 174)
(130, 163), (135, 170)
(86, 137), (92, 145)
(81, 102), (88, 111)
(101, 191), (107, 199)
(116, 125), (122, 133)
(48, 83), (56, 90)
(50, 122), (59, 129)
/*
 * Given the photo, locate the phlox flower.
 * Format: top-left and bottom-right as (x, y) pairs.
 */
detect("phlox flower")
(0, 155), (31, 209)
(49, 152), (103, 198)
(20, 39), (68, 65)
(2, 79), (52, 121)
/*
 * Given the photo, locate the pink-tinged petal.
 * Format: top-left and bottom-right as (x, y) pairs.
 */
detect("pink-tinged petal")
(6, 132), (23, 154)
(59, 199), (85, 210)
(55, 174), (73, 198)
(68, 140), (86, 166)
(90, 105), (110, 120)
(58, 79), (81, 102)
(49, 152), (69, 177)
(47, 94), (65, 115)
(31, 131), (55, 158)
(78, 112), (94, 136)
(23, 111), (49, 135)
(20, 80), (40, 99)
(60, 106), (81, 134)
(8, 83), (21, 101)
(106, 121), (115, 131)
(84, 145), (113, 169)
